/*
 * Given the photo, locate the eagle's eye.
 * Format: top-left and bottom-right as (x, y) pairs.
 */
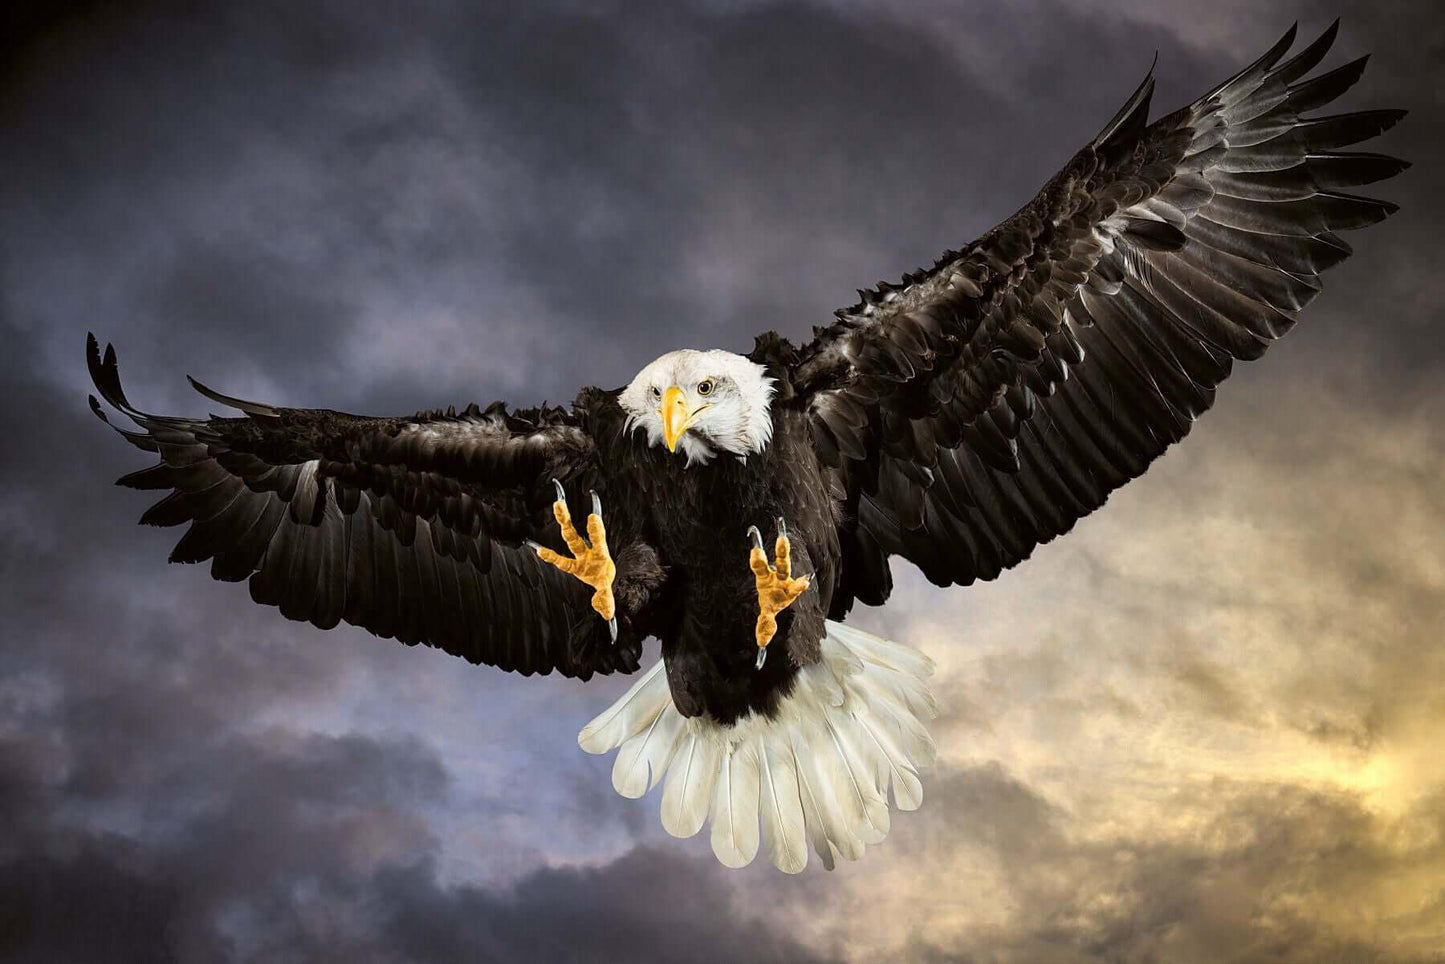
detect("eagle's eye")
(697, 379), (715, 397)
(650, 386), (662, 400)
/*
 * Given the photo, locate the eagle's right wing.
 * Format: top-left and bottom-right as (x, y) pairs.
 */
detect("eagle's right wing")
(87, 334), (640, 680)
(788, 23), (1405, 608)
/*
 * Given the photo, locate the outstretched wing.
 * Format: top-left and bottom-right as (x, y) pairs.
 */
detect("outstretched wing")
(788, 22), (1406, 610)
(87, 334), (638, 680)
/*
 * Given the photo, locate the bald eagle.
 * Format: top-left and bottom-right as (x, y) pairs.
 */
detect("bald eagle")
(89, 23), (1405, 872)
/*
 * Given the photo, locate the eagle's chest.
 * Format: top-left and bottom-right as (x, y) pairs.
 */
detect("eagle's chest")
(619, 412), (833, 585)
(642, 451), (783, 565)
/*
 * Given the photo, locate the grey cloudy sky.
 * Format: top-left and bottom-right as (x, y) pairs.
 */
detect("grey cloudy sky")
(2, 1), (1441, 961)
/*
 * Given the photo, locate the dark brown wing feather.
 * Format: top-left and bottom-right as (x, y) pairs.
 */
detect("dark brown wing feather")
(790, 22), (1406, 605)
(88, 334), (638, 680)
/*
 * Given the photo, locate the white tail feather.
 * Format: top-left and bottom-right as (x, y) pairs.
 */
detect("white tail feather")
(578, 620), (936, 872)
(710, 742), (761, 868)
(659, 728), (721, 838)
(790, 730), (839, 870)
(578, 659), (671, 753)
(611, 699), (684, 798)
(758, 738), (807, 873)
(853, 704), (924, 810)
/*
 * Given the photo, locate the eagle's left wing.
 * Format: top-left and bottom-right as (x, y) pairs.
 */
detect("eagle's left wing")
(784, 22), (1406, 612)
(87, 334), (639, 679)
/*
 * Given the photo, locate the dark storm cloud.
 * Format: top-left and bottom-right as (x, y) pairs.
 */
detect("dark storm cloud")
(1, 0), (1440, 961)
(3, 712), (825, 963)
(19, 0), (1430, 409)
(1, 685), (822, 963)
(369, 846), (833, 964)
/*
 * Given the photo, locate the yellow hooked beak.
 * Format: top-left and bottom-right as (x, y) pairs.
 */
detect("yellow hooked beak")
(661, 386), (709, 452)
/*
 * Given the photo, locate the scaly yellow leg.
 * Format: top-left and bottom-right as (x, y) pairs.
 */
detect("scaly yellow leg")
(528, 480), (618, 642)
(748, 518), (810, 670)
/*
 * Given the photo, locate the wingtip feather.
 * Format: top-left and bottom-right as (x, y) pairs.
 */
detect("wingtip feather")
(1094, 67), (1155, 151)
(187, 374), (282, 418)
(1275, 18), (1341, 85)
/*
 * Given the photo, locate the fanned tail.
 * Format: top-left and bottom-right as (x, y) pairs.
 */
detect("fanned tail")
(577, 620), (936, 872)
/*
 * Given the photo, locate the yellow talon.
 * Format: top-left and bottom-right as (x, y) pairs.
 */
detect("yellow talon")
(749, 520), (810, 670)
(531, 482), (618, 641)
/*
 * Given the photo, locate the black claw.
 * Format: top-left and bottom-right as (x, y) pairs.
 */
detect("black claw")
(755, 647), (768, 671)
(524, 539), (543, 553)
(776, 516), (787, 539)
(747, 525), (764, 551)
(608, 616), (618, 644)
(552, 478), (566, 503)
(590, 489), (602, 518)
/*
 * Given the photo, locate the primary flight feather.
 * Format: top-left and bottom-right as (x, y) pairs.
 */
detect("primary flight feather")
(88, 22), (1405, 872)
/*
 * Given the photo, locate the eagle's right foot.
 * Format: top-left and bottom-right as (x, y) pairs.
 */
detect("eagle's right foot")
(748, 518), (810, 670)
(529, 481), (618, 643)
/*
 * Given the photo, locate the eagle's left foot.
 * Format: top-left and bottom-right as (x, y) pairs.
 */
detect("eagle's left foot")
(529, 481), (618, 643)
(748, 517), (810, 670)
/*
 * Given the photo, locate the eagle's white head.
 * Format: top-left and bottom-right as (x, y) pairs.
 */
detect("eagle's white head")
(619, 349), (775, 466)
